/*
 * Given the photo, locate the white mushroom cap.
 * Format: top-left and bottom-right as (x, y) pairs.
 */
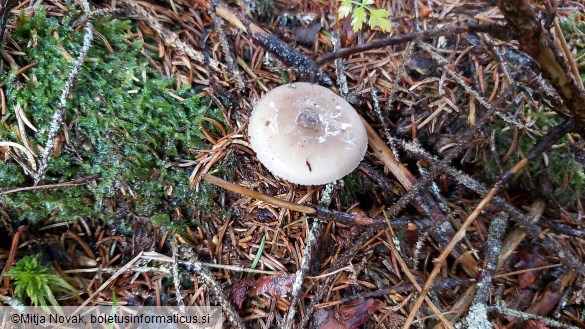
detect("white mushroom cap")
(248, 82), (368, 185)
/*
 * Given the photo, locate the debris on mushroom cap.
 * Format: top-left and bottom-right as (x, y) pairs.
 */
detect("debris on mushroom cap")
(248, 82), (368, 185)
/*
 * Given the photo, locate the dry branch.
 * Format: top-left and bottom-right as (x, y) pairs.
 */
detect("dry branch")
(315, 24), (512, 66)
(463, 214), (507, 329)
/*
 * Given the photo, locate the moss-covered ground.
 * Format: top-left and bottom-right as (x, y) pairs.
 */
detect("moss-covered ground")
(1, 7), (223, 224)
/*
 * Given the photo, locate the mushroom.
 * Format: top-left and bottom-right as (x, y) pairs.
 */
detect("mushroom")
(248, 82), (368, 185)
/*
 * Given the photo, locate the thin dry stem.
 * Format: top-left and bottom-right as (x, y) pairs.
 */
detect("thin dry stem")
(34, 0), (93, 184)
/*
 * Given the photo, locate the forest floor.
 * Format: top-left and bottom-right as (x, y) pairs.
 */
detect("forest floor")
(0, 0), (585, 328)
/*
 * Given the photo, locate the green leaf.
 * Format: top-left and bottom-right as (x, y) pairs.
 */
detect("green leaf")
(369, 8), (392, 32)
(351, 6), (367, 31)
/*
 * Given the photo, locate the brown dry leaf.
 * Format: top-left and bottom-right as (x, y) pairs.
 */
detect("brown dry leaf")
(337, 227), (360, 249)
(337, 17), (357, 47)
(417, 5), (433, 19)
(294, 21), (321, 46)
(522, 319), (550, 329)
(528, 287), (562, 316)
(514, 250), (547, 288)
(313, 298), (384, 329)
(252, 272), (295, 297)
(231, 278), (256, 310)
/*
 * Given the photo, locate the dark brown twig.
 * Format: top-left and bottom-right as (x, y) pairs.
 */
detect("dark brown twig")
(249, 24), (332, 86)
(298, 227), (378, 329)
(314, 24), (513, 66)
(179, 244), (245, 328)
(399, 137), (585, 275)
(203, 173), (421, 230)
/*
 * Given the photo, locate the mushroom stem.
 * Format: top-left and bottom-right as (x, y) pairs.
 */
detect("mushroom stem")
(202, 174), (317, 214)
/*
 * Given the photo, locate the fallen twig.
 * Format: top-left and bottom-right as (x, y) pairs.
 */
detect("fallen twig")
(171, 241), (185, 311)
(1, 174), (99, 195)
(209, 5), (244, 90)
(463, 214), (507, 329)
(492, 300), (580, 329)
(383, 211), (456, 329)
(35, 0), (94, 185)
(283, 220), (322, 329)
(338, 278), (474, 305)
(399, 137), (585, 275)
(202, 173), (420, 230)
(298, 226), (378, 329)
(315, 24), (512, 66)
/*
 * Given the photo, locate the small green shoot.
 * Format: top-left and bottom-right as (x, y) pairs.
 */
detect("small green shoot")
(8, 255), (76, 313)
(338, 0), (391, 32)
(249, 235), (266, 277)
(108, 291), (118, 329)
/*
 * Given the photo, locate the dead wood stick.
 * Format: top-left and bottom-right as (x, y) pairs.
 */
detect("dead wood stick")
(463, 214), (507, 329)
(209, 7), (244, 90)
(121, 0), (220, 72)
(284, 185), (335, 329)
(298, 227), (378, 329)
(34, 0), (93, 185)
(190, 0), (331, 85)
(492, 301), (581, 329)
(396, 133), (585, 275)
(338, 278), (474, 304)
(178, 245), (245, 328)
(315, 24), (512, 66)
(402, 185), (501, 329)
(384, 216), (456, 329)
(246, 24), (331, 86)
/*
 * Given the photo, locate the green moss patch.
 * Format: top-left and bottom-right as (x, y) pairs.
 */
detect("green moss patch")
(1, 8), (222, 223)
